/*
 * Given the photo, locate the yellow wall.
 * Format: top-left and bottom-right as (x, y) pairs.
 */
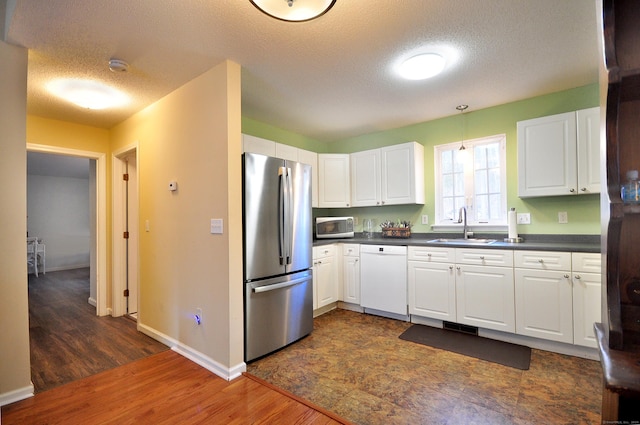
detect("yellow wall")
(110, 60), (244, 368)
(0, 41), (31, 402)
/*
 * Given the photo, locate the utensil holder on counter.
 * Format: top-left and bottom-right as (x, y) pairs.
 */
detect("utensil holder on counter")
(381, 227), (411, 238)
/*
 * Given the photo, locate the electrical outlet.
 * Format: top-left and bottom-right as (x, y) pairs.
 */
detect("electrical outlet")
(517, 213), (531, 224)
(194, 308), (203, 325)
(558, 211), (568, 224)
(421, 214), (429, 225)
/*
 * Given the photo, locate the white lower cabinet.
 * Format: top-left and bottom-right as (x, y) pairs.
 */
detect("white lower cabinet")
(408, 247), (456, 321)
(572, 252), (602, 348)
(342, 244), (360, 304)
(312, 245), (338, 310)
(514, 251), (573, 343)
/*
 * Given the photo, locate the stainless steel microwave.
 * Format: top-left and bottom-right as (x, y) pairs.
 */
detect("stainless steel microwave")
(315, 217), (354, 239)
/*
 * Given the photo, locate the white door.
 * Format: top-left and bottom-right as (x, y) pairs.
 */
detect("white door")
(514, 268), (573, 343)
(455, 264), (515, 332)
(350, 149), (381, 207)
(517, 111), (577, 197)
(576, 107), (601, 194)
(408, 261), (456, 321)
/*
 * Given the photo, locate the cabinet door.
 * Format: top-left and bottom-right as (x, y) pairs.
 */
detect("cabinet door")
(408, 261), (456, 321)
(316, 254), (338, 308)
(318, 154), (351, 208)
(298, 149), (318, 208)
(342, 255), (360, 304)
(572, 272), (601, 348)
(456, 265), (515, 332)
(380, 142), (425, 205)
(350, 149), (381, 207)
(576, 107), (601, 195)
(517, 112), (577, 197)
(275, 143), (298, 161)
(514, 269), (573, 343)
(242, 134), (276, 156)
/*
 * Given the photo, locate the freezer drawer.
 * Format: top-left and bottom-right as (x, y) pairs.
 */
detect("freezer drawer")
(244, 270), (313, 362)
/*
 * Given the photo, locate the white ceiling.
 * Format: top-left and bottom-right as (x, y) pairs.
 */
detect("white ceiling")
(27, 152), (90, 179)
(4, 0), (600, 143)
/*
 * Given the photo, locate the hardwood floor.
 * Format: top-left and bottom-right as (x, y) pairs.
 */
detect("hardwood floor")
(27, 268), (168, 393)
(2, 350), (353, 425)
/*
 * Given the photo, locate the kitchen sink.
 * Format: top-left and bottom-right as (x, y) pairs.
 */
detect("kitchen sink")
(428, 238), (497, 245)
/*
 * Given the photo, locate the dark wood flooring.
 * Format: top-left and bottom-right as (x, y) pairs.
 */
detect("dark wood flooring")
(27, 268), (168, 393)
(2, 350), (353, 425)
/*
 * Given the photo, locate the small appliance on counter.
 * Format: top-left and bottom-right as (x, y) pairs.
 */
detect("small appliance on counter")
(315, 216), (354, 239)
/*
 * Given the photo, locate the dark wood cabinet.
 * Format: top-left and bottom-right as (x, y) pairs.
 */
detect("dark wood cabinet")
(598, 0), (640, 420)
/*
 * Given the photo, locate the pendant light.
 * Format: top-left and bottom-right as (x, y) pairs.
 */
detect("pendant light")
(456, 104), (468, 151)
(250, 0), (336, 22)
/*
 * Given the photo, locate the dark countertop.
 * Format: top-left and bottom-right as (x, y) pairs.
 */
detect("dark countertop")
(314, 233), (601, 253)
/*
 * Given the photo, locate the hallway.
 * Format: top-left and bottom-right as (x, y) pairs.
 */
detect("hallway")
(28, 268), (168, 393)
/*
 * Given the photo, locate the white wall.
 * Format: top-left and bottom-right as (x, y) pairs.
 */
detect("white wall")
(27, 173), (90, 272)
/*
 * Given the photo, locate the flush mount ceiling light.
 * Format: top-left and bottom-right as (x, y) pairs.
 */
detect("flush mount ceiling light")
(250, 0), (336, 22)
(398, 53), (446, 80)
(47, 79), (130, 110)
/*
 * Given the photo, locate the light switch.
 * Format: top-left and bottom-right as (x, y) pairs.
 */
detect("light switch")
(210, 218), (223, 234)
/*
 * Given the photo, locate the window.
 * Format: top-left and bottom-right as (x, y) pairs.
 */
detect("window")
(434, 134), (507, 227)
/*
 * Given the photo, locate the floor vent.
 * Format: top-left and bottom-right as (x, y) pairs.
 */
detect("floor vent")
(443, 321), (478, 336)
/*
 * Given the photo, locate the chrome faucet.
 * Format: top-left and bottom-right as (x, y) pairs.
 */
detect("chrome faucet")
(458, 206), (468, 239)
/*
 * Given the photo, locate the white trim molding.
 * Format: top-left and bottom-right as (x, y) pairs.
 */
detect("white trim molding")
(0, 383), (34, 407)
(137, 323), (246, 381)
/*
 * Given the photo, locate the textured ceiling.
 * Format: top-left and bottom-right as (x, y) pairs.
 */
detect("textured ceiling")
(5, 0), (600, 143)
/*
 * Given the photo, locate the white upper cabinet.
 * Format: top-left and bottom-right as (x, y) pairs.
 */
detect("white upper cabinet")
(318, 154), (351, 208)
(242, 134), (276, 157)
(517, 107), (600, 198)
(350, 142), (425, 207)
(350, 149), (381, 207)
(381, 142), (425, 205)
(297, 149), (318, 208)
(275, 143), (298, 161)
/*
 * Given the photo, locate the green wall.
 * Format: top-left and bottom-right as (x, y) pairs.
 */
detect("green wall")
(243, 83), (601, 235)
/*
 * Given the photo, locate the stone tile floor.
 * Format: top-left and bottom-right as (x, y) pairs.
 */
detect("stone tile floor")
(247, 308), (602, 425)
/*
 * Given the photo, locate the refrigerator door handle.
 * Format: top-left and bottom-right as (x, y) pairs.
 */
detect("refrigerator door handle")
(278, 166), (286, 265)
(284, 167), (293, 265)
(252, 275), (310, 293)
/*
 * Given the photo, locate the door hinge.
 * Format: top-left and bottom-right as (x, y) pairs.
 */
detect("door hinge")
(123, 231), (129, 239)
(123, 289), (129, 297)
(123, 173), (129, 181)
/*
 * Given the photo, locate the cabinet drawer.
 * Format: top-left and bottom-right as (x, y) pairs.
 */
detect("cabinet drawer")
(408, 246), (455, 263)
(514, 250), (571, 271)
(342, 244), (360, 256)
(571, 252), (601, 274)
(455, 249), (513, 267)
(313, 244), (336, 260)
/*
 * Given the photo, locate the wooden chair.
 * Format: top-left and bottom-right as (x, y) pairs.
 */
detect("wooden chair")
(27, 239), (38, 277)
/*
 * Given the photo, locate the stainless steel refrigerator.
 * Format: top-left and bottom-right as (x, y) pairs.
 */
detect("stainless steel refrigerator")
(242, 152), (313, 362)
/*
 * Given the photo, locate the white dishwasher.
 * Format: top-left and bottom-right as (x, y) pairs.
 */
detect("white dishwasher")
(360, 245), (408, 316)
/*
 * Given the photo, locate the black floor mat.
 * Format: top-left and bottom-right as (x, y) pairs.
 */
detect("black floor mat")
(399, 324), (531, 370)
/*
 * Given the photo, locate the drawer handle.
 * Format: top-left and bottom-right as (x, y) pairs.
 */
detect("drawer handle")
(449, 265), (453, 270)
(355, 259), (359, 263)
(538, 259), (544, 263)
(479, 256), (485, 260)
(456, 266), (461, 271)
(427, 253), (432, 257)
(575, 275), (581, 280)
(564, 274), (570, 279)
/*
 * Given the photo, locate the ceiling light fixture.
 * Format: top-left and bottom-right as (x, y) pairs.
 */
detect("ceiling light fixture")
(47, 79), (130, 110)
(456, 104), (468, 151)
(250, 0), (336, 22)
(398, 53), (445, 80)
(109, 58), (129, 73)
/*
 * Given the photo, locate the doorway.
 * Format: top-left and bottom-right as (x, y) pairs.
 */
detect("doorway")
(26, 144), (107, 315)
(112, 145), (139, 318)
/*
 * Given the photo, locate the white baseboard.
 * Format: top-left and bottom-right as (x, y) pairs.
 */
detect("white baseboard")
(42, 264), (91, 273)
(87, 297), (97, 307)
(0, 383), (34, 407)
(137, 322), (246, 381)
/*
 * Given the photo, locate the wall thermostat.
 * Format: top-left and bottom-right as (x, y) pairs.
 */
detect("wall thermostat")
(168, 181), (178, 191)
